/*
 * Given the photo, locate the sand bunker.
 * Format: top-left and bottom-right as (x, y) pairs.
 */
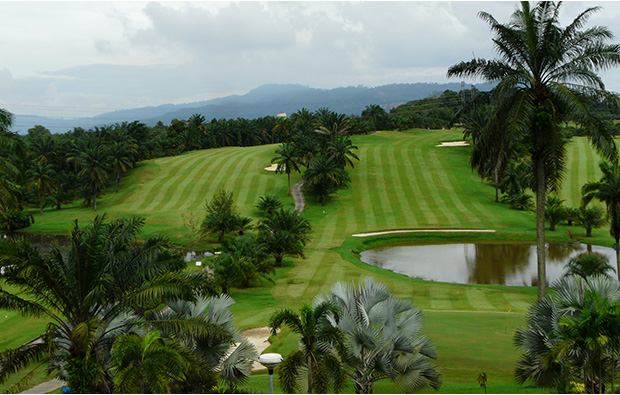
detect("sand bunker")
(264, 164), (278, 171)
(352, 229), (496, 237)
(242, 327), (275, 370)
(435, 141), (470, 147)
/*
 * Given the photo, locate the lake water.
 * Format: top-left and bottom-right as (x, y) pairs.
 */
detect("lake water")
(360, 242), (617, 286)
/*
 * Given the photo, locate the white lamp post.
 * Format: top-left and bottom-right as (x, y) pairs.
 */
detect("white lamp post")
(258, 353), (282, 394)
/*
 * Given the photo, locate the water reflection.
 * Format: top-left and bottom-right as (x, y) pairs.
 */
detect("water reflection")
(360, 242), (616, 286)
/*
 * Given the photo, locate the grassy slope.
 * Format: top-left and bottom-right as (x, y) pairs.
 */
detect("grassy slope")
(5, 130), (611, 393)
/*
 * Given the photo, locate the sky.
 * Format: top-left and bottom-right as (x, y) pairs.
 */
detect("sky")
(2, 1), (620, 119)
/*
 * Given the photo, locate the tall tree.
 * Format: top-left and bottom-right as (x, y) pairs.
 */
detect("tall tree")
(75, 144), (111, 211)
(448, 2), (620, 299)
(303, 154), (350, 206)
(328, 134), (359, 169)
(26, 161), (57, 214)
(257, 208), (312, 266)
(272, 143), (301, 196)
(582, 161), (620, 280)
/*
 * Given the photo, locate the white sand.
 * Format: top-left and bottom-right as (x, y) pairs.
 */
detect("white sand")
(242, 327), (275, 370)
(264, 163), (283, 171)
(352, 229), (496, 237)
(435, 141), (470, 147)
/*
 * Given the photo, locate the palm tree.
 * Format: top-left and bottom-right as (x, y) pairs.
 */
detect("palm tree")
(314, 278), (442, 394)
(303, 154), (350, 206)
(564, 253), (615, 279)
(0, 216), (214, 393)
(448, 2), (620, 299)
(576, 205), (606, 237)
(111, 331), (186, 394)
(255, 194), (283, 216)
(26, 161), (57, 214)
(270, 302), (345, 393)
(75, 144), (111, 211)
(328, 135), (359, 169)
(0, 109), (25, 222)
(155, 295), (258, 392)
(272, 143), (301, 195)
(257, 207), (312, 266)
(582, 161), (620, 280)
(361, 104), (388, 131)
(515, 275), (620, 394)
(315, 112), (350, 141)
(545, 196), (566, 231)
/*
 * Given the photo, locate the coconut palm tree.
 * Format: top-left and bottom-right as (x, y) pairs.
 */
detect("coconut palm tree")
(0, 216), (215, 393)
(255, 194), (283, 216)
(272, 143), (301, 196)
(361, 104), (388, 131)
(314, 278), (442, 394)
(269, 302), (346, 393)
(582, 161), (620, 280)
(515, 275), (620, 393)
(448, 2), (620, 299)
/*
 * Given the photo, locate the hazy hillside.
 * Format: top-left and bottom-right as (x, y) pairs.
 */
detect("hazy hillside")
(13, 82), (495, 134)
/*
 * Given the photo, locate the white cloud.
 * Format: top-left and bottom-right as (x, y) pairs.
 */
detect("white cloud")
(1, 1), (620, 118)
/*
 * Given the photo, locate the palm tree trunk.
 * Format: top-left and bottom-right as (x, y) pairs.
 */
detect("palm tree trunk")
(535, 160), (547, 300)
(287, 172), (291, 196)
(616, 239), (620, 281)
(494, 165), (500, 202)
(307, 355), (313, 393)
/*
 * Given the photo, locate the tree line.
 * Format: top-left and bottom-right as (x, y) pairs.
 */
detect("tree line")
(0, 106), (387, 231)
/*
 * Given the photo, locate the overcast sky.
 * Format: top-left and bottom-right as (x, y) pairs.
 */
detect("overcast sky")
(2, 1), (620, 118)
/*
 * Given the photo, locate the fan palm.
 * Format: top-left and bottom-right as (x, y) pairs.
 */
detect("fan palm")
(314, 278), (442, 394)
(582, 161), (620, 280)
(448, 1), (620, 299)
(272, 143), (301, 196)
(270, 302), (345, 393)
(0, 216), (215, 392)
(156, 295), (258, 392)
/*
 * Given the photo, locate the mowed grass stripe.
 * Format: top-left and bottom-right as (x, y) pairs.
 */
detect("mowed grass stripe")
(129, 153), (199, 212)
(368, 144), (397, 227)
(159, 151), (227, 212)
(464, 288), (495, 311)
(427, 148), (472, 227)
(565, 140), (583, 206)
(393, 141), (426, 226)
(383, 143), (416, 224)
(412, 145), (450, 226)
(356, 146), (379, 231)
(191, 148), (245, 207)
(398, 140), (436, 226)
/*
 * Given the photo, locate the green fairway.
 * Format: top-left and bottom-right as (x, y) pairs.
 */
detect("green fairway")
(5, 130), (614, 393)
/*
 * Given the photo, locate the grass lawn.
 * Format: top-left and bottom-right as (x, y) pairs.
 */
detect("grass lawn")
(3, 129), (612, 393)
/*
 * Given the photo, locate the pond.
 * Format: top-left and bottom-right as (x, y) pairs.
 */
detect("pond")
(360, 242), (617, 286)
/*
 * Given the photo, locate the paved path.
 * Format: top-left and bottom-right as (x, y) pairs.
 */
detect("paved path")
(291, 180), (306, 214)
(21, 379), (65, 394)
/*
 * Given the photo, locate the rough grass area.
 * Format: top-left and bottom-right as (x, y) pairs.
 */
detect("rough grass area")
(4, 130), (611, 393)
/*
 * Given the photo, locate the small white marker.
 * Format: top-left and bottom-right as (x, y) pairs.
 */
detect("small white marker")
(195, 261), (202, 266)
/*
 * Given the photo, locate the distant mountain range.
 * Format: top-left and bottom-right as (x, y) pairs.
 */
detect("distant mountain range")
(12, 82), (496, 134)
